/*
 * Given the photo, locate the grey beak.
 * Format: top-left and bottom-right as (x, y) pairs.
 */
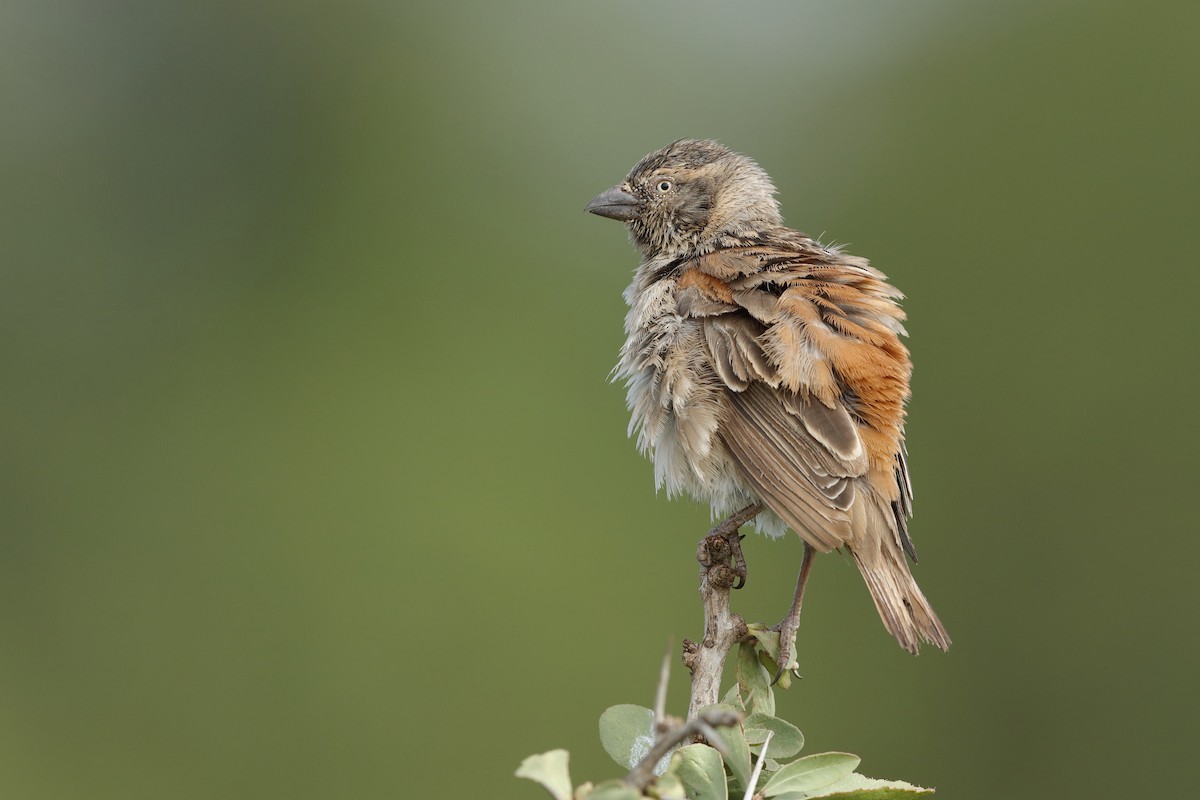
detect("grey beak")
(585, 186), (641, 221)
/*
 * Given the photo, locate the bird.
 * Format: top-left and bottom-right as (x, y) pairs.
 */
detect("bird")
(585, 139), (950, 656)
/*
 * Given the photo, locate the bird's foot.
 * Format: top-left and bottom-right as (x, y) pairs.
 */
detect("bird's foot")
(768, 542), (815, 685)
(704, 503), (764, 589)
(726, 532), (747, 589)
(769, 609), (801, 686)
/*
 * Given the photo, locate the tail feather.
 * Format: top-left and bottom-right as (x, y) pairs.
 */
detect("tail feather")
(851, 547), (951, 654)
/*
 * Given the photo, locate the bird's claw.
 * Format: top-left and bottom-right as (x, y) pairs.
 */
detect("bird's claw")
(727, 531), (748, 589)
(704, 504), (761, 590)
(769, 622), (801, 686)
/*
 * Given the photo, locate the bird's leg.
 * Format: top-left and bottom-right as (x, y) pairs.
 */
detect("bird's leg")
(704, 503), (764, 589)
(770, 541), (815, 684)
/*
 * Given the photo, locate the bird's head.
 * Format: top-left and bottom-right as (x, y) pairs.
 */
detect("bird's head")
(585, 139), (783, 258)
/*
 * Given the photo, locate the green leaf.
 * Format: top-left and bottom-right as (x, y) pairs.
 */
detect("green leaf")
(649, 773), (688, 800)
(516, 749), (574, 800)
(743, 712), (804, 759)
(761, 752), (861, 797)
(735, 640), (774, 717)
(720, 682), (743, 710)
(747, 624), (781, 663)
(747, 624), (797, 689)
(599, 704), (656, 769)
(801, 772), (934, 799)
(698, 703), (751, 791)
(666, 744), (728, 800)
(582, 779), (646, 800)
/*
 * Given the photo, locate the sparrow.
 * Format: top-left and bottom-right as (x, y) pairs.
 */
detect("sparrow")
(586, 139), (950, 655)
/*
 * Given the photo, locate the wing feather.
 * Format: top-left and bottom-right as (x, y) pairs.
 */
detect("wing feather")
(702, 315), (776, 391)
(675, 243), (913, 553)
(720, 383), (863, 551)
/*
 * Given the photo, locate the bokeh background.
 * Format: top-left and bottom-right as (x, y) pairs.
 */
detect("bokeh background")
(2, 1), (1197, 798)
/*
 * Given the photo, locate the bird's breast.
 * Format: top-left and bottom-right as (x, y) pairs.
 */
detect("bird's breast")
(615, 271), (732, 500)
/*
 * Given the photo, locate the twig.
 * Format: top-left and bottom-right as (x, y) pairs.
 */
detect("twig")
(683, 524), (755, 720)
(625, 706), (743, 791)
(653, 640), (672, 732)
(743, 730), (774, 800)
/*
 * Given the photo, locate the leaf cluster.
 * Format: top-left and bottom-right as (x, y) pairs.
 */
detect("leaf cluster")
(518, 633), (933, 800)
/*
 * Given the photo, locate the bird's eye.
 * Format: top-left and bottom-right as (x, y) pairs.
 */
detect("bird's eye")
(657, 180), (672, 192)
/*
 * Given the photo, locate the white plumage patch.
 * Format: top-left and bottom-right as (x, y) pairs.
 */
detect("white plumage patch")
(614, 259), (785, 537)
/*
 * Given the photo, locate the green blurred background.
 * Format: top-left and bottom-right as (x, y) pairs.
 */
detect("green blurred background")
(2, 1), (1196, 797)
